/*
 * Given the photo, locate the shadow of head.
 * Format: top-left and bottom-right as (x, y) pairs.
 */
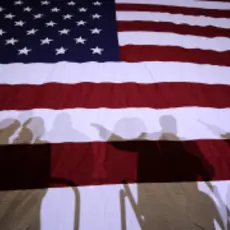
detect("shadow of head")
(92, 117), (147, 141)
(159, 115), (177, 135)
(114, 117), (147, 139)
(52, 112), (73, 130)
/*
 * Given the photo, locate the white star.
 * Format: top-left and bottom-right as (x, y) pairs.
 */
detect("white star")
(0, 7), (5, 12)
(18, 47), (31, 55)
(63, 14), (73, 20)
(90, 28), (102, 34)
(27, 28), (38, 35)
(15, 20), (25, 26)
(75, 36), (86, 44)
(0, 29), (6, 36)
(34, 13), (43, 19)
(51, 7), (60, 12)
(41, 37), (53, 45)
(67, 1), (75, 5)
(93, 1), (102, 6)
(5, 13), (15, 19)
(24, 7), (32, 12)
(5, 38), (18, 45)
(55, 47), (67, 55)
(41, 1), (50, 5)
(76, 20), (86, 26)
(14, 0), (23, 5)
(59, 28), (70, 35)
(46, 21), (57, 27)
(92, 13), (101, 19)
(79, 7), (87, 12)
(91, 46), (103, 55)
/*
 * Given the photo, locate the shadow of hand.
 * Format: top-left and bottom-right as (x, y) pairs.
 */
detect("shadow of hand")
(0, 119), (21, 144)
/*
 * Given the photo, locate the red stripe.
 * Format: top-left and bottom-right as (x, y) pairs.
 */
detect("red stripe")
(116, 3), (230, 18)
(118, 21), (230, 38)
(0, 83), (230, 109)
(0, 140), (229, 190)
(120, 45), (230, 66)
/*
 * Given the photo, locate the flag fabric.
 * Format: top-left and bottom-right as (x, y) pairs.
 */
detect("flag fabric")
(0, 0), (230, 192)
(1, 0), (230, 229)
(0, 0), (120, 63)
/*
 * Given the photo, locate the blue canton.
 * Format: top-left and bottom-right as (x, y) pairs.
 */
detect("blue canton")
(0, 0), (120, 63)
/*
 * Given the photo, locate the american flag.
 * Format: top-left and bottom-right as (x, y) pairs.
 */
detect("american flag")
(1, 0), (230, 229)
(0, 0), (230, 191)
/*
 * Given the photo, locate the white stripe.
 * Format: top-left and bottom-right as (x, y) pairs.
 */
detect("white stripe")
(1, 62), (230, 85)
(118, 31), (230, 51)
(116, 11), (230, 29)
(0, 107), (229, 143)
(115, 0), (230, 10)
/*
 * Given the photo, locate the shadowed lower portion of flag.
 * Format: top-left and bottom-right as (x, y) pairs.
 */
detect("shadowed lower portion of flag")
(0, 140), (229, 190)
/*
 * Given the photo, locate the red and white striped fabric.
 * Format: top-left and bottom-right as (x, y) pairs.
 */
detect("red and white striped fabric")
(116, 0), (230, 65)
(0, 0), (230, 190)
(1, 0), (230, 230)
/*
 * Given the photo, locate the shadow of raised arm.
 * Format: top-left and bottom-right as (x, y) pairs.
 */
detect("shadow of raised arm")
(0, 119), (21, 144)
(198, 120), (226, 137)
(13, 117), (47, 144)
(92, 123), (150, 142)
(91, 123), (124, 141)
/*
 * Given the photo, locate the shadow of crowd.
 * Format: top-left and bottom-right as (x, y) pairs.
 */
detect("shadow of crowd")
(0, 114), (80, 230)
(0, 113), (229, 230)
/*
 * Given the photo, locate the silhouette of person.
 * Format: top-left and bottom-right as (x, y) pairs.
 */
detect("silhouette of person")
(92, 116), (216, 229)
(46, 112), (89, 143)
(92, 115), (214, 182)
(0, 115), (81, 230)
(0, 116), (49, 230)
(91, 117), (147, 182)
(0, 183), (80, 230)
(92, 117), (148, 142)
(142, 115), (181, 141)
(0, 116), (50, 190)
(120, 182), (225, 230)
